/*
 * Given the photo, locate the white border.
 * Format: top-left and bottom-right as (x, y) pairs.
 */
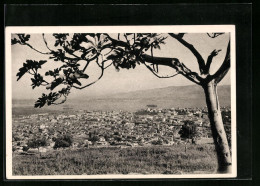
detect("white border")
(5, 25), (236, 179)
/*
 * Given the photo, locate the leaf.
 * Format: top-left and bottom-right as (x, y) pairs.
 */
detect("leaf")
(54, 40), (59, 47)
(17, 34), (31, 43)
(49, 78), (63, 90)
(17, 60), (47, 81)
(11, 38), (20, 45)
(34, 94), (48, 108)
(80, 73), (89, 79)
(16, 65), (28, 81)
(24, 34), (30, 41)
(106, 55), (117, 60)
(72, 78), (82, 86)
(39, 60), (47, 66)
(34, 92), (60, 108)
(58, 87), (70, 95)
(31, 74), (44, 89)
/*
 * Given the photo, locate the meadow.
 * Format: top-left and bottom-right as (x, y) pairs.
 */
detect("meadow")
(13, 144), (217, 175)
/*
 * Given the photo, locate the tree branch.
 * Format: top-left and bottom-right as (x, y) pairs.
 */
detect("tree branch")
(72, 59), (105, 89)
(141, 54), (202, 85)
(104, 34), (130, 49)
(42, 34), (53, 52)
(209, 41), (230, 84)
(53, 94), (67, 105)
(215, 66), (230, 84)
(82, 61), (90, 72)
(22, 43), (51, 55)
(141, 54), (176, 68)
(104, 61), (113, 69)
(42, 34), (82, 60)
(168, 33), (206, 74)
(143, 62), (179, 78)
(207, 33), (224, 38)
(205, 49), (222, 74)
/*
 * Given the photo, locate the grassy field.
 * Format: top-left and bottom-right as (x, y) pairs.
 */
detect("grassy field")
(13, 144), (217, 175)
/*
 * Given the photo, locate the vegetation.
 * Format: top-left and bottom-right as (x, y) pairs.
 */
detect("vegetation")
(179, 121), (200, 140)
(12, 32), (232, 172)
(88, 131), (100, 145)
(27, 137), (47, 150)
(53, 134), (73, 149)
(13, 145), (217, 175)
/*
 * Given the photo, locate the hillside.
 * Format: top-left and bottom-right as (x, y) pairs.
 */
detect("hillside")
(12, 85), (231, 113)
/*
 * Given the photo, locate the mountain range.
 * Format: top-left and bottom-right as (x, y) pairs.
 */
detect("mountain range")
(13, 85), (231, 113)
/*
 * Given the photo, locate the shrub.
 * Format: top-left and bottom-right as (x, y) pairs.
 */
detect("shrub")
(27, 137), (47, 150)
(54, 134), (73, 149)
(114, 136), (122, 142)
(22, 146), (29, 152)
(179, 121), (199, 139)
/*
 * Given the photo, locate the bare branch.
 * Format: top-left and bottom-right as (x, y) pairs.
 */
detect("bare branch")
(205, 49), (222, 74)
(177, 33), (185, 38)
(207, 33), (224, 38)
(143, 62), (179, 79)
(82, 61), (90, 72)
(209, 41), (230, 84)
(22, 42), (51, 55)
(95, 57), (102, 68)
(141, 54), (202, 85)
(104, 61), (113, 69)
(141, 53), (176, 68)
(123, 34), (130, 45)
(168, 33), (206, 74)
(42, 34), (53, 52)
(215, 66), (230, 84)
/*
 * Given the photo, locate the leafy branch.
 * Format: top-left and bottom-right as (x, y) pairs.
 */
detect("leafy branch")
(12, 32), (229, 107)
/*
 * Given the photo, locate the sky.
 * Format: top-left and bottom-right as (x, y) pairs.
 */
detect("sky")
(11, 33), (231, 100)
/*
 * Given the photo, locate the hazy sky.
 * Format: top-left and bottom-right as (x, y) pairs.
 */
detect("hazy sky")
(11, 33), (230, 99)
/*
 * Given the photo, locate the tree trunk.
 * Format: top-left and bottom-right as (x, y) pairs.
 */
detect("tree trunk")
(203, 81), (232, 173)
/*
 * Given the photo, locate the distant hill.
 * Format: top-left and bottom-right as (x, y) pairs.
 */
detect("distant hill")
(12, 85), (230, 113)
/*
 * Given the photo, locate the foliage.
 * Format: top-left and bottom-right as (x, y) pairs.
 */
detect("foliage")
(22, 146), (29, 152)
(178, 121), (200, 139)
(11, 33), (171, 107)
(12, 32), (232, 170)
(53, 134), (73, 149)
(27, 137), (47, 149)
(88, 135), (100, 144)
(12, 32), (230, 108)
(114, 136), (122, 142)
(13, 144), (217, 175)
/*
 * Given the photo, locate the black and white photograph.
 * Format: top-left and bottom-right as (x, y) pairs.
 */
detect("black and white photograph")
(5, 26), (236, 179)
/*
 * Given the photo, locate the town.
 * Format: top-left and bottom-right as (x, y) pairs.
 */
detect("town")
(12, 106), (231, 154)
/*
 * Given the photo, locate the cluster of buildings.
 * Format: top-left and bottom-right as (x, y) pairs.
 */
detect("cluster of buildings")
(12, 106), (231, 153)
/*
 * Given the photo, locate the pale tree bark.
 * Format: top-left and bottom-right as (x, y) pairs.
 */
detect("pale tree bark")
(143, 34), (232, 173)
(14, 33), (232, 173)
(203, 80), (232, 173)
